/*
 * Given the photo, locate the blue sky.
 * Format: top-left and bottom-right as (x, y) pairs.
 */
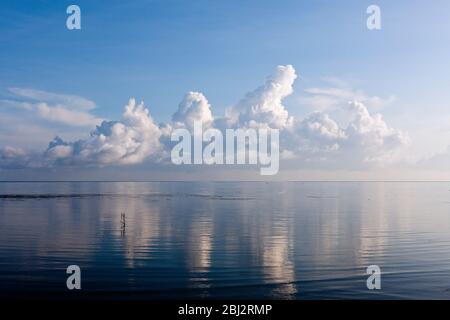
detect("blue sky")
(2, 0), (448, 120)
(1, 0), (450, 180)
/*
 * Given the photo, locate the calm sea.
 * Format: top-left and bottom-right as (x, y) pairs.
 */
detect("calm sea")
(1, 181), (450, 299)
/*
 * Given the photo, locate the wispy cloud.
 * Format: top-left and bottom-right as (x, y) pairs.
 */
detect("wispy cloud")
(0, 88), (105, 152)
(8, 88), (96, 110)
(1, 88), (103, 127)
(299, 78), (396, 112)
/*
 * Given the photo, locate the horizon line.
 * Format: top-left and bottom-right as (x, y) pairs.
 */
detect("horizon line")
(1, 180), (450, 183)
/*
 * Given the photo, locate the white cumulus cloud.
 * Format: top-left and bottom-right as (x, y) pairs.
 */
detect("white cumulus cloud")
(45, 98), (162, 165)
(284, 100), (410, 165)
(227, 65), (297, 129)
(343, 100), (410, 163)
(0, 65), (411, 171)
(172, 91), (214, 131)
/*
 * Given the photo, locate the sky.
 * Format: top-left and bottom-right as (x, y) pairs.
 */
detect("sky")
(1, 0), (450, 180)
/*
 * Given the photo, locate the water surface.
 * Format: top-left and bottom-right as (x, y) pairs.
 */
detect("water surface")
(1, 181), (450, 299)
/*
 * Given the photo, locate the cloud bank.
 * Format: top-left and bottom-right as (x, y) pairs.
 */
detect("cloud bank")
(0, 65), (410, 172)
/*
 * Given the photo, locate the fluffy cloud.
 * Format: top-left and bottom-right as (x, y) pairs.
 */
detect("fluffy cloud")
(0, 65), (410, 171)
(285, 100), (409, 164)
(45, 98), (162, 165)
(343, 100), (410, 162)
(0, 146), (30, 168)
(297, 112), (346, 142)
(227, 65), (297, 129)
(281, 112), (345, 158)
(346, 101), (408, 147)
(172, 91), (214, 131)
